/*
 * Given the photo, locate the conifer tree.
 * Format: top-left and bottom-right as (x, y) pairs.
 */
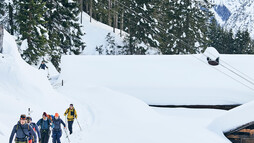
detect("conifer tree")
(0, 0), (5, 18)
(120, 0), (156, 54)
(43, 0), (85, 70)
(58, 0), (85, 55)
(14, 0), (48, 64)
(233, 30), (252, 54)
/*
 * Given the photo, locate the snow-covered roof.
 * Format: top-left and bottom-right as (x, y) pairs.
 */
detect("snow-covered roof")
(209, 100), (254, 133)
(60, 53), (254, 105)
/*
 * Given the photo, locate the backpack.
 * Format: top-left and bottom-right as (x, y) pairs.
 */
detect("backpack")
(30, 123), (36, 132)
(68, 108), (76, 116)
(16, 123), (31, 138)
(47, 114), (53, 122)
(40, 118), (51, 128)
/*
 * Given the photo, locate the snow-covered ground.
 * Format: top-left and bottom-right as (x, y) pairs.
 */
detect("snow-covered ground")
(59, 53), (254, 105)
(2, 28), (254, 143)
(56, 61), (229, 143)
(80, 12), (125, 55)
(80, 12), (159, 55)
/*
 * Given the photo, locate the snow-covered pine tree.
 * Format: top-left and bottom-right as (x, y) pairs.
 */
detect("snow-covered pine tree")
(120, 0), (156, 54)
(95, 45), (104, 55)
(14, 0), (48, 64)
(43, 0), (85, 70)
(153, 0), (212, 54)
(233, 30), (252, 54)
(151, 0), (175, 54)
(0, 0), (5, 18)
(0, 0), (8, 30)
(207, 18), (226, 53)
(57, 0), (85, 55)
(105, 33), (116, 55)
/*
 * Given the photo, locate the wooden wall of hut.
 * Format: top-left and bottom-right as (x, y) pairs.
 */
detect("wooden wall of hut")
(225, 124), (254, 143)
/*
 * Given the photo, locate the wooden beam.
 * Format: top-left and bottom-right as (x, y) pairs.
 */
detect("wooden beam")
(149, 104), (240, 110)
(227, 135), (240, 139)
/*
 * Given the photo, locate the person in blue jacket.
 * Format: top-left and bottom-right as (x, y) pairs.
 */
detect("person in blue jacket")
(37, 112), (53, 143)
(38, 61), (48, 70)
(26, 116), (41, 143)
(9, 114), (36, 143)
(52, 113), (66, 143)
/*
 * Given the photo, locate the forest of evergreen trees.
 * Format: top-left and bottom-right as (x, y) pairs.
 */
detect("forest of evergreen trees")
(0, 0), (254, 70)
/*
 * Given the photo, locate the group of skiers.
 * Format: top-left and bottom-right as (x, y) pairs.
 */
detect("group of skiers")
(9, 104), (78, 143)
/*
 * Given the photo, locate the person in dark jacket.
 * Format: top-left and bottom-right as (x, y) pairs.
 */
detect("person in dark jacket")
(52, 113), (66, 143)
(37, 112), (53, 143)
(38, 61), (48, 70)
(26, 117), (41, 143)
(9, 114), (36, 143)
(64, 104), (77, 134)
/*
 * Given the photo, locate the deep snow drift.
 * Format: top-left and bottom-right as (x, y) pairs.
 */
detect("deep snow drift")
(59, 52), (254, 105)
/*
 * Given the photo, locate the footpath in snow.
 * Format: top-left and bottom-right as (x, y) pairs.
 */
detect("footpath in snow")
(2, 27), (254, 143)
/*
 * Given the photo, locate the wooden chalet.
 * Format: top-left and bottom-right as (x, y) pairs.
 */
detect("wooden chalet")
(225, 121), (254, 143)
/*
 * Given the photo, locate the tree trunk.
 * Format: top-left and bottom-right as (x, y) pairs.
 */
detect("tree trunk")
(120, 11), (123, 37)
(80, 0), (83, 23)
(113, 0), (115, 33)
(128, 18), (133, 55)
(86, 0), (89, 13)
(0, 24), (3, 53)
(8, 3), (14, 35)
(185, 0), (190, 53)
(90, 0), (92, 22)
(115, 2), (118, 29)
(108, 0), (111, 26)
(28, 3), (32, 50)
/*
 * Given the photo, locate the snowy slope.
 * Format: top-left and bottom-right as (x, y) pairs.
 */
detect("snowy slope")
(0, 30), (71, 142)
(1, 29), (231, 143)
(59, 53), (254, 105)
(224, 1), (254, 39)
(80, 12), (125, 55)
(80, 12), (159, 55)
(212, 0), (254, 38)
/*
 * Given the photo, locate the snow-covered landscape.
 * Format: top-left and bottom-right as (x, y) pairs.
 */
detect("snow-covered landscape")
(2, 0), (254, 143)
(1, 16), (254, 143)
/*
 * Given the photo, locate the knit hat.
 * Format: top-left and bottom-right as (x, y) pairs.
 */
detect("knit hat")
(55, 113), (59, 117)
(20, 114), (26, 120)
(26, 116), (32, 121)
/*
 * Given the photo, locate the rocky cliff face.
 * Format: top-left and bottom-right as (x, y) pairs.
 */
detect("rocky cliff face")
(212, 0), (254, 38)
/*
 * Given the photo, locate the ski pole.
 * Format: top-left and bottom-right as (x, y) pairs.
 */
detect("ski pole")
(65, 116), (67, 125)
(64, 128), (71, 143)
(76, 118), (82, 131)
